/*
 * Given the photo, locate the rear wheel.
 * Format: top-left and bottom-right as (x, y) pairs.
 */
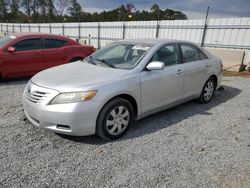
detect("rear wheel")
(96, 98), (134, 140)
(198, 77), (216, 103)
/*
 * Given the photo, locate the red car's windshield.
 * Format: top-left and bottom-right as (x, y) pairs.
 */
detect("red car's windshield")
(0, 35), (15, 48)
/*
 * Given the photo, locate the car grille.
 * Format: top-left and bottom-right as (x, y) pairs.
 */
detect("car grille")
(26, 90), (49, 103)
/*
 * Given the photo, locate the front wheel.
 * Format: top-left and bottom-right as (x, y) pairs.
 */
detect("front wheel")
(198, 77), (216, 103)
(96, 98), (134, 140)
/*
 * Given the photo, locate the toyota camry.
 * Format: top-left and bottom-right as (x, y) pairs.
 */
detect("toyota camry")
(22, 39), (222, 140)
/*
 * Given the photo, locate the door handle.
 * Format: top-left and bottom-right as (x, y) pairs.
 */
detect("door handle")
(177, 69), (184, 74)
(206, 63), (211, 67)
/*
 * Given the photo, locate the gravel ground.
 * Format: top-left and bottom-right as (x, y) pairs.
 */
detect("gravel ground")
(0, 77), (250, 188)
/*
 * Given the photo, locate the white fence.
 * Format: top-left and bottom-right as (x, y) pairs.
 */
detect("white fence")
(1, 17), (250, 63)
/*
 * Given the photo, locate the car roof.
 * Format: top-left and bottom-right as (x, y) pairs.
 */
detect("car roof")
(117, 38), (196, 46)
(10, 32), (71, 40)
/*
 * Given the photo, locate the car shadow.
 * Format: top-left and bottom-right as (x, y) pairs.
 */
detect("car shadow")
(0, 78), (30, 86)
(58, 85), (241, 145)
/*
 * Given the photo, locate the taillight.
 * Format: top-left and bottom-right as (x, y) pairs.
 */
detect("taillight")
(92, 47), (96, 53)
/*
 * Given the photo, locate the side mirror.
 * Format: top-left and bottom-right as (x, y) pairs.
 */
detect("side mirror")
(146, 61), (165, 71)
(7, 47), (16, 53)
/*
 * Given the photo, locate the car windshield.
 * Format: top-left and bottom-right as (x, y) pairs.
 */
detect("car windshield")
(85, 43), (151, 69)
(0, 35), (15, 48)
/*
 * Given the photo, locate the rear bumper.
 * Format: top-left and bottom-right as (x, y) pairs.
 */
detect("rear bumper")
(216, 73), (222, 89)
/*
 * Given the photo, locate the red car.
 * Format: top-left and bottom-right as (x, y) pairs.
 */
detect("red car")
(0, 33), (95, 79)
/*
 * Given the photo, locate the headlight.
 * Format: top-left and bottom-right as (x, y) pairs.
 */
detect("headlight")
(50, 90), (97, 105)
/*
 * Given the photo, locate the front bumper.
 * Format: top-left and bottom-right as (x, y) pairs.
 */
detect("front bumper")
(22, 83), (103, 136)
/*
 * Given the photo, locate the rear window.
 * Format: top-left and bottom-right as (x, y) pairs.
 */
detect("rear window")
(45, 38), (67, 49)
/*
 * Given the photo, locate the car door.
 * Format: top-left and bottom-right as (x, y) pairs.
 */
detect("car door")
(43, 38), (68, 69)
(2, 38), (44, 77)
(179, 43), (210, 99)
(140, 43), (184, 114)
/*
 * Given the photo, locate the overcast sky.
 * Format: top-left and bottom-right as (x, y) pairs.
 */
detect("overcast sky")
(78, 0), (250, 19)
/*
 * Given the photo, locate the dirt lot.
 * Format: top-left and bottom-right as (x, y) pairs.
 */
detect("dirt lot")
(0, 77), (250, 188)
(223, 70), (250, 78)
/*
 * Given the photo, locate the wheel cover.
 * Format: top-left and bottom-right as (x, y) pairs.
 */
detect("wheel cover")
(106, 106), (130, 136)
(204, 81), (214, 101)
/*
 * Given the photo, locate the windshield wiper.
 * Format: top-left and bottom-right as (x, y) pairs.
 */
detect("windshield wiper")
(96, 58), (116, 68)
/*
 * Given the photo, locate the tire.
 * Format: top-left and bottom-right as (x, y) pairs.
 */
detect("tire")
(96, 98), (134, 140)
(198, 77), (216, 103)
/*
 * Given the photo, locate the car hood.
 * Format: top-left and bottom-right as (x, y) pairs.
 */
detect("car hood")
(31, 61), (129, 92)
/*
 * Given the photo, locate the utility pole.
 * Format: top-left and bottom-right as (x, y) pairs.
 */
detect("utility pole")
(201, 6), (210, 47)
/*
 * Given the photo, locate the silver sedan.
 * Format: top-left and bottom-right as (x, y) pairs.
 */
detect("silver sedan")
(22, 39), (222, 140)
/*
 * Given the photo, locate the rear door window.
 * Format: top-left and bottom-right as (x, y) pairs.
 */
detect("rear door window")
(13, 38), (42, 51)
(44, 38), (67, 49)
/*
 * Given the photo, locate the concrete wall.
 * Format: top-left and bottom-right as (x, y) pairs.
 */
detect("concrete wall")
(206, 48), (245, 71)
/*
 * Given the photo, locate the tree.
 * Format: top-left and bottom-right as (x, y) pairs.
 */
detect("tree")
(0, 1), (187, 23)
(150, 4), (160, 20)
(31, 0), (39, 22)
(162, 9), (187, 20)
(38, 0), (46, 21)
(150, 4), (160, 13)
(56, 0), (69, 22)
(36, 0), (56, 23)
(10, 0), (20, 15)
(118, 5), (126, 21)
(68, 0), (82, 22)
(21, 0), (32, 18)
(10, 0), (20, 22)
(117, 3), (136, 20)
(47, 0), (57, 22)
(0, 0), (8, 21)
(125, 3), (135, 13)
